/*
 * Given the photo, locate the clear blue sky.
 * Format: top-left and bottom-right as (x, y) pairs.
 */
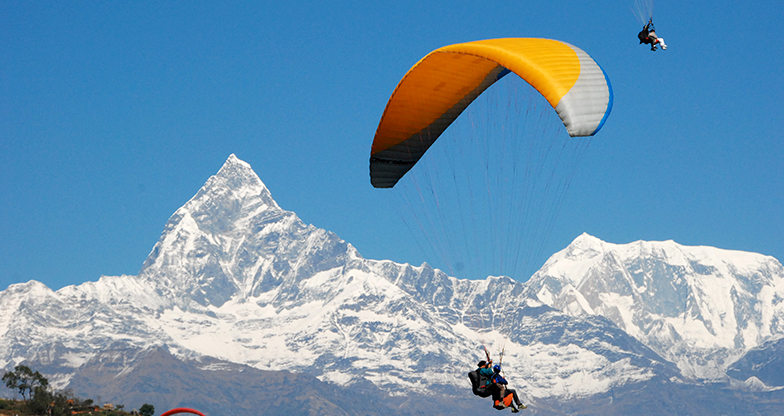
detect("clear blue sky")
(1, 0), (782, 290)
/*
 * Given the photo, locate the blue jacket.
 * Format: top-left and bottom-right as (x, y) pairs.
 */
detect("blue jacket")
(491, 373), (508, 385)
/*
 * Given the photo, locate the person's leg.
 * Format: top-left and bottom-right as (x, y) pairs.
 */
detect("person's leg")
(490, 385), (503, 407)
(498, 385), (508, 408)
(490, 385), (501, 401)
(506, 388), (523, 406)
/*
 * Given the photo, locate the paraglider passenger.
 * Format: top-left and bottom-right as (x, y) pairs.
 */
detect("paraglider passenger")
(638, 19), (667, 51)
(490, 365), (525, 413)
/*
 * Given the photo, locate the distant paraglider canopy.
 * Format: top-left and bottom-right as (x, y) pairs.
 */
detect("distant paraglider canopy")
(632, 0), (655, 26)
(160, 408), (206, 416)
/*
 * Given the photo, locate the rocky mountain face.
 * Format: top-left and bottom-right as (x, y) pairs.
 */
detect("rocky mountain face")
(727, 337), (784, 387)
(64, 346), (406, 416)
(2, 154), (784, 415)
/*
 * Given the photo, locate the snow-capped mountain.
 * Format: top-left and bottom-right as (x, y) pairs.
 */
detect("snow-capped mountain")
(524, 233), (784, 380)
(0, 155), (676, 402)
(2, 154), (783, 413)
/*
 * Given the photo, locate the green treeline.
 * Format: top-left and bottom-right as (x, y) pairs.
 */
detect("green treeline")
(1, 365), (155, 416)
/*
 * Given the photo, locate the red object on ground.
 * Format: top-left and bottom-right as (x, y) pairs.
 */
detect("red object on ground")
(160, 408), (206, 416)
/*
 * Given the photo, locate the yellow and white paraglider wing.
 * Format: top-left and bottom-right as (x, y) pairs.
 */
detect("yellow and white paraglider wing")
(369, 38), (613, 188)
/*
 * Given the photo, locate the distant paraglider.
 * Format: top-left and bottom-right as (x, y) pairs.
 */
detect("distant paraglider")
(160, 408), (206, 416)
(633, 0), (668, 51)
(638, 18), (668, 51)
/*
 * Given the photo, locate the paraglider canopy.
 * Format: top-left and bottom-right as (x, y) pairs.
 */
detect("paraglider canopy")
(160, 408), (206, 416)
(369, 38), (613, 188)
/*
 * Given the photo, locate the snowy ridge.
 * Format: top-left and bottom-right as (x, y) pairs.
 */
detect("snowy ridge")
(1, 155), (781, 401)
(525, 233), (784, 379)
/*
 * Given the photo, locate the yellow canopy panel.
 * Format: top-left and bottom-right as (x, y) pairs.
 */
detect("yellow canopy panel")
(369, 38), (613, 188)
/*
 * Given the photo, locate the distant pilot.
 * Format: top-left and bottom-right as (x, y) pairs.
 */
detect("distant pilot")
(638, 18), (667, 51)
